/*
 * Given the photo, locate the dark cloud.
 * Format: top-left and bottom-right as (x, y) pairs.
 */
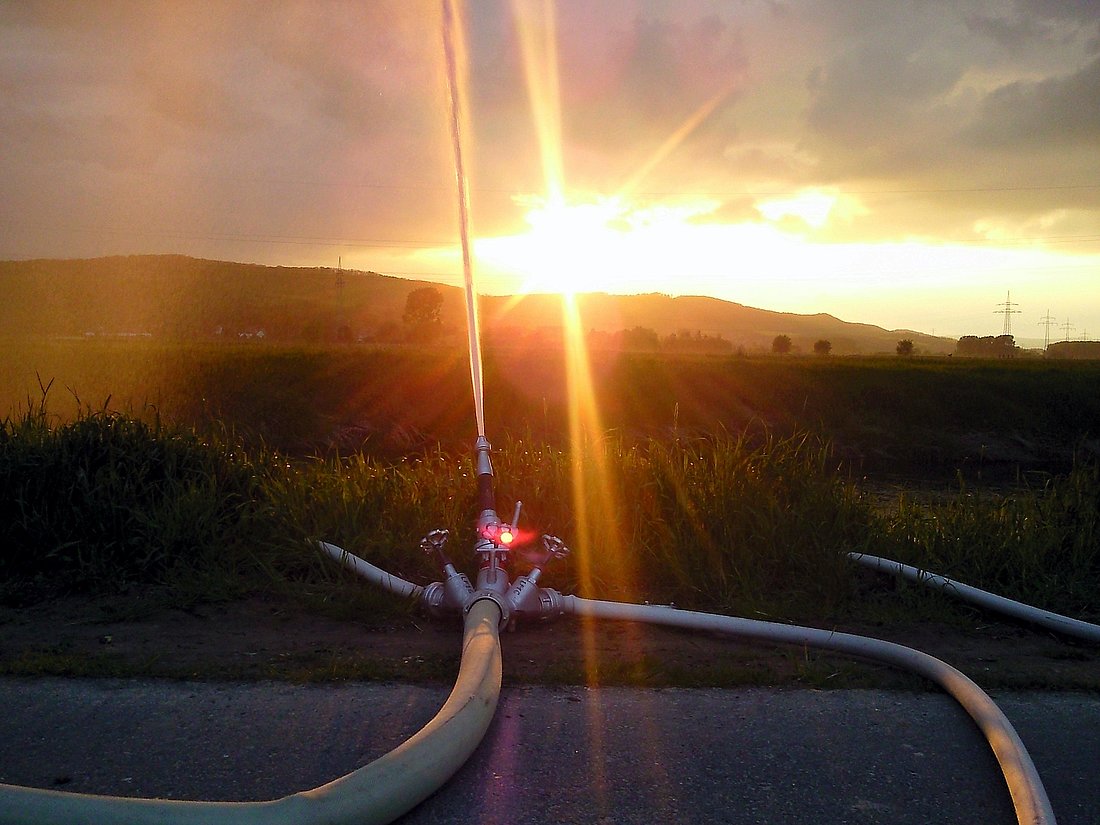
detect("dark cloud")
(1015, 0), (1100, 27)
(966, 0), (1100, 53)
(791, 0), (1100, 249)
(806, 44), (961, 142)
(965, 11), (1054, 51)
(967, 54), (1100, 149)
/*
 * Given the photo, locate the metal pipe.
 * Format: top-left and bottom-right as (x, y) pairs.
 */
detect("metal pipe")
(474, 435), (496, 516)
(849, 552), (1100, 644)
(562, 594), (1056, 825)
(0, 600), (502, 825)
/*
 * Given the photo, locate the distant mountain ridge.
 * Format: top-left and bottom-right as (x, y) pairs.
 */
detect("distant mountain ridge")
(0, 255), (954, 354)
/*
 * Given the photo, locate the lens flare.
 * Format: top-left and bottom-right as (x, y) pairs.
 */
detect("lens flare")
(513, 0), (564, 202)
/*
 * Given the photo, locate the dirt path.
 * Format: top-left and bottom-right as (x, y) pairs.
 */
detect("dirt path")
(1, 594), (1096, 690)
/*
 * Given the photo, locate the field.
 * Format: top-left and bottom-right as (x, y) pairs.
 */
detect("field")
(4, 337), (1098, 471)
(1, 340), (1098, 687)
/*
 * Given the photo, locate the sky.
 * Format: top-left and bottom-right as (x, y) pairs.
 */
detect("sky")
(1, 0), (1098, 342)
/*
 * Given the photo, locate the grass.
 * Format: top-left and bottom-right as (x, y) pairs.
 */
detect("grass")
(875, 460), (1100, 618)
(2, 398), (1098, 632)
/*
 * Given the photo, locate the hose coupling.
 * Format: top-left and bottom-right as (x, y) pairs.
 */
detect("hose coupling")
(517, 534), (570, 583)
(465, 591), (511, 628)
(420, 566), (474, 617)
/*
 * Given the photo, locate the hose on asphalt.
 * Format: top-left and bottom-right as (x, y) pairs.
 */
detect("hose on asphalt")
(561, 594), (1057, 825)
(0, 598), (502, 825)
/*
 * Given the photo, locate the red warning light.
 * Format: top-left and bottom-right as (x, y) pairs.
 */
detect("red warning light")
(479, 522), (517, 546)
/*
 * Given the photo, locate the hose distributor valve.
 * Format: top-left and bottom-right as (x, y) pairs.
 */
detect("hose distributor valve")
(505, 533), (570, 622)
(474, 501), (522, 598)
(419, 528), (474, 617)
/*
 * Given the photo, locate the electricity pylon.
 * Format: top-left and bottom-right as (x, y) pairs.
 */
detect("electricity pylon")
(995, 291), (1021, 336)
(1038, 309), (1056, 350)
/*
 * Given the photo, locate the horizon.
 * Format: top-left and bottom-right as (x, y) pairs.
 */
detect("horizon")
(1, 252), (1069, 349)
(2, 2), (1098, 340)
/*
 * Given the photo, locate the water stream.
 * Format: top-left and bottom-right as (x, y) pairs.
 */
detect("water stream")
(442, 0), (487, 440)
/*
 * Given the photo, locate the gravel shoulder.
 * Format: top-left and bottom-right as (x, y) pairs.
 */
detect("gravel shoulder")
(1, 594), (1096, 690)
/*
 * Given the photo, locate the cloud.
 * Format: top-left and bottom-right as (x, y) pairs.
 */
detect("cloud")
(780, 0), (1100, 251)
(0, 1), (465, 256)
(1, 0), (1098, 269)
(463, 3), (750, 197)
(967, 54), (1100, 149)
(560, 13), (748, 173)
(801, 6), (978, 177)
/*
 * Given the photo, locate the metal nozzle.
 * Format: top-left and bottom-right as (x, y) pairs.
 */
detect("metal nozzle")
(474, 435), (493, 477)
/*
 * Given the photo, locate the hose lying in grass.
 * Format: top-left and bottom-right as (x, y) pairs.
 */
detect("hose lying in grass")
(849, 552), (1100, 644)
(318, 540), (425, 599)
(562, 594), (1056, 825)
(0, 598), (503, 825)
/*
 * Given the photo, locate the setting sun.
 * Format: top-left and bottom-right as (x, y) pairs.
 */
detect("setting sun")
(476, 196), (630, 295)
(475, 193), (801, 297)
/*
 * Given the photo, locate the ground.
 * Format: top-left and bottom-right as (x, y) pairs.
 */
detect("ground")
(1, 593), (1096, 691)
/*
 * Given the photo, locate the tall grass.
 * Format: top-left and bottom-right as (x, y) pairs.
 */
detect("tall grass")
(878, 461), (1100, 619)
(0, 399), (259, 593)
(482, 432), (871, 617)
(2, 404), (1097, 625)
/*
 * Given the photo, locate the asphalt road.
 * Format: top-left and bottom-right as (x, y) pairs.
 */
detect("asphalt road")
(1, 678), (1098, 824)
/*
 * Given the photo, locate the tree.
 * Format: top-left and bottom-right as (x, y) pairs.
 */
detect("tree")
(619, 325), (661, 351)
(813, 339), (832, 356)
(896, 338), (914, 356)
(771, 334), (792, 355)
(663, 330), (734, 354)
(403, 287), (443, 326)
(403, 287), (443, 342)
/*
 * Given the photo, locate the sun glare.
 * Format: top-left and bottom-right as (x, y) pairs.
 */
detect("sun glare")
(474, 193), (810, 297)
(476, 196), (634, 294)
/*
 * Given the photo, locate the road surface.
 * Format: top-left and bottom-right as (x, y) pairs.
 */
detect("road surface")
(1, 678), (1098, 824)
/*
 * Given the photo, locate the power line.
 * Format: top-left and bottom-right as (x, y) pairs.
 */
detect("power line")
(55, 167), (1100, 200)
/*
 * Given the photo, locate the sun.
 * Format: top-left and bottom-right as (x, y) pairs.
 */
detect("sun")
(474, 195), (636, 295)
(474, 193), (776, 297)
(473, 192), (812, 298)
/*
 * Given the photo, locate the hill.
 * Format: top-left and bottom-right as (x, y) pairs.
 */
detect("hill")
(481, 292), (950, 355)
(0, 255), (953, 354)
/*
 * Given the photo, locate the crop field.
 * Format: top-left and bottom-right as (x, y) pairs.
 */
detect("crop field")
(2, 339), (1098, 630)
(4, 338), (1099, 470)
